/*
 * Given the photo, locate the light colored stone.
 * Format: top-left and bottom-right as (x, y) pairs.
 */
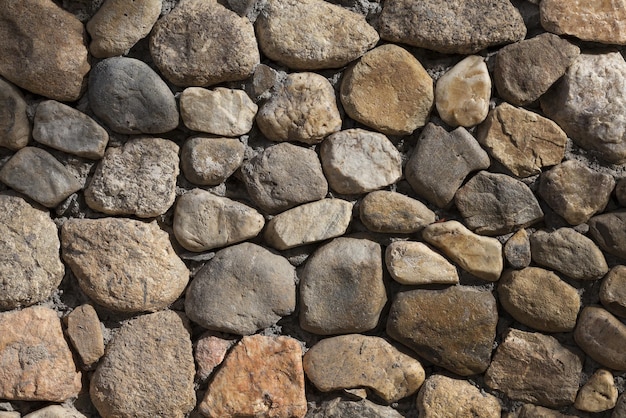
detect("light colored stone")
(360, 191), (435, 234)
(23, 405), (86, 418)
(515, 404), (576, 418)
(600, 265), (626, 318)
(305, 398), (404, 418)
(0, 413), (19, 418)
(0, 77), (29, 151)
(504, 229), (531, 269)
(385, 241), (459, 285)
(574, 369), (618, 413)
(181, 136), (245, 186)
(194, 334), (235, 381)
(588, 211), (626, 260)
(574, 306), (626, 371)
(64, 304), (105, 368)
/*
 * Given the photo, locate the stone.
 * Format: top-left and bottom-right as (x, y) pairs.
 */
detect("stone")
(360, 191), (435, 234)
(173, 189), (264, 252)
(455, 171), (544, 235)
(340, 44), (433, 135)
(0, 306), (81, 401)
(305, 398), (404, 418)
(241, 142), (328, 214)
(476, 104), (567, 178)
(0, 193), (64, 310)
(387, 286), (498, 376)
(385, 241), (459, 285)
(574, 306), (626, 371)
(0, 77), (29, 150)
(539, 160), (615, 225)
(494, 33), (580, 106)
(90, 310), (196, 418)
(264, 199), (353, 250)
(485, 328), (583, 408)
(256, 0), (379, 70)
(0, 0), (90, 101)
(23, 405), (87, 418)
(64, 304), (105, 368)
(33, 100), (109, 159)
(379, 0), (526, 54)
(504, 229), (532, 269)
(617, 178), (626, 207)
(300, 237), (386, 335)
(249, 64), (281, 101)
(321, 129), (402, 194)
(199, 335), (307, 418)
(574, 369), (618, 413)
(181, 136), (245, 186)
(541, 53), (626, 164)
(185, 242), (296, 335)
(150, 0), (259, 87)
(62, 218), (189, 312)
(0, 147), (81, 208)
(256, 72), (342, 144)
(85, 137), (179, 217)
(435, 55), (491, 128)
(498, 267), (580, 332)
(600, 265), (626, 318)
(86, 0), (162, 58)
(179, 87), (257, 136)
(614, 393), (626, 418)
(406, 123), (490, 208)
(0, 413), (19, 418)
(515, 404), (575, 418)
(417, 375), (501, 418)
(588, 211), (626, 259)
(530, 228), (608, 280)
(303, 335), (425, 403)
(422, 220), (503, 281)
(194, 334), (235, 381)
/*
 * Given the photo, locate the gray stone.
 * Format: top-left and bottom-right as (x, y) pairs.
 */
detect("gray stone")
(64, 304), (105, 369)
(574, 306), (626, 371)
(305, 398), (404, 418)
(504, 228), (532, 269)
(249, 64), (281, 101)
(0, 77), (29, 151)
(360, 191), (435, 234)
(600, 265), (626, 318)
(616, 178), (626, 207)
(180, 136), (245, 186)
(385, 241), (459, 285)
(588, 211), (626, 260)
(574, 369), (618, 413)
(614, 393), (626, 418)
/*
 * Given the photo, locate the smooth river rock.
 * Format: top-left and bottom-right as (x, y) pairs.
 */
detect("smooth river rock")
(574, 369), (618, 413)
(385, 241), (459, 285)
(360, 191), (435, 234)
(574, 306), (626, 371)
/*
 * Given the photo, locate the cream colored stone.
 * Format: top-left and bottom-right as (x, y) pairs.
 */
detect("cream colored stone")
(360, 191), (435, 234)
(385, 241), (459, 285)
(23, 405), (86, 418)
(574, 369), (618, 412)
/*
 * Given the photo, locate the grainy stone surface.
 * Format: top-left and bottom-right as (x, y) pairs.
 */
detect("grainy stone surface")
(23, 405), (87, 418)
(360, 191), (435, 234)
(180, 136), (245, 186)
(614, 393), (626, 418)
(64, 304), (104, 368)
(617, 178), (626, 207)
(600, 265), (626, 318)
(305, 398), (404, 418)
(515, 404), (576, 418)
(574, 369), (618, 413)
(504, 229), (531, 269)
(574, 306), (626, 371)
(194, 334), (235, 381)
(588, 211), (626, 260)
(0, 77), (29, 151)
(385, 241), (459, 285)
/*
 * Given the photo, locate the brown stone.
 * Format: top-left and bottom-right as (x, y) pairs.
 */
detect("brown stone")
(515, 404), (576, 418)
(194, 334), (236, 381)
(574, 306), (626, 371)
(600, 265), (626, 318)
(0, 77), (29, 151)
(180, 136), (245, 186)
(385, 241), (459, 285)
(574, 369), (618, 413)
(588, 211), (626, 260)
(504, 228), (531, 269)
(64, 304), (105, 368)
(360, 191), (435, 234)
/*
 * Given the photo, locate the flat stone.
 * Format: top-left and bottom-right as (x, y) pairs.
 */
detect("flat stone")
(64, 304), (105, 368)
(0, 147), (81, 208)
(406, 123), (490, 208)
(515, 404), (576, 418)
(588, 211), (626, 259)
(0, 413), (19, 418)
(504, 228), (531, 269)
(530, 228), (608, 280)
(476, 103), (567, 177)
(185, 242), (296, 335)
(150, 0), (259, 87)
(0, 0), (90, 101)
(200, 335), (307, 418)
(180, 87), (257, 136)
(360, 191), (435, 234)
(23, 405), (87, 418)
(33, 100), (109, 159)
(340, 44), (433, 135)
(387, 286), (498, 376)
(600, 265), (626, 318)
(0, 306), (81, 402)
(256, 72), (342, 144)
(90, 310), (196, 418)
(264, 199), (353, 250)
(0, 77), (29, 150)
(435, 55), (491, 128)
(62, 218), (189, 312)
(88, 57), (179, 134)
(300, 237), (386, 335)
(303, 334), (425, 403)
(305, 398), (404, 418)
(574, 306), (626, 371)
(256, 0), (378, 70)
(494, 33), (580, 106)
(485, 328), (583, 408)
(194, 334), (235, 381)
(385, 241), (459, 285)
(422, 220), (503, 281)
(574, 369), (618, 413)
(321, 129), (402, 194)
(85, 137), (179, 218)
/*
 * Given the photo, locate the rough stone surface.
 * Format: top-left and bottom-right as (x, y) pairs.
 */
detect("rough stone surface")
(64, 304), (104, 368)
(181, 136), (245, 186)
(0, 77), (29, 151)
(574, 306), (626, 371)
(304, 398), (404, 418)
(614, 393), (626, 418)
(600, 265), (626, 318)
(194, 334), (235, 381)
(504, 228), (531, 269)
(515, 404), (575, 418)
(360, 191), (435, 234)
(588, 211), (626, 260)
(616, 178), (626, 207)
(574, 369), (618, 413)
(385, 241), (459, 285)
(23, 405), (87, 418)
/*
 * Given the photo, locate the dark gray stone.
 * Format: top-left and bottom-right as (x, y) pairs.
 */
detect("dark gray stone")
(0, 77), (29, 151)
(588, 211), (626, 260)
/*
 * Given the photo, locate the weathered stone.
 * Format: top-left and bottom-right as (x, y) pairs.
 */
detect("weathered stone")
(574, 369), (618, 413)
(256, 72), (341, 144)
(0, 306), (81, 401)
(305, 398), (404, 418)
(589, 211), (626, 260)
(385, 241), (459, 285)
(150, 0), (259, 87)
(600, 265), (626, 318)
(477, 104), (567, 177)
(387, 286), (498, 376)
(85, 137), (179, 217)
(300, 237), (386, 335)
(181, 136), (245, 186)
(422, 220), (503, 281)
(614, 393), (626, 418)
(485, 328), (583, 408)
(515, 404), (576, 418)
(321, 129), (402, 194)
(504, 229), (532, 269)
(0, 78), (29, 151)
(574, 306), (626, 371)
(340, 44), (433, 135)
(23, 405), (87, 418)
(360, 191), (435, 234)
(64, 304), (105, 368)
(249, 64), (281, 101)
(90, 310), (196, 418)
(62, 218), (189, 312)
(406, 123), (490, 208)
(194, 334), (235, 381)
(617, 178), (626, 207)
(185, 242), (296, 335)
(0, 413), (19, 418)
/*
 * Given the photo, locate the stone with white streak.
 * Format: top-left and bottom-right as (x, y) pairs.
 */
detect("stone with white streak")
(385, 241), (459, 285)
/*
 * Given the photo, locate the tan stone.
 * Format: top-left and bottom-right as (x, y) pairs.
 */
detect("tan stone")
(515, 404), (577, 418)
(194, 334), (236, 381)
(64, 304), (105, 368)
(23, 405), (87, 418)
(360, 191), (435, 234)
(574, 369), (618, 412)
(0, 77), (29, 150)
(385, 241), (459, 285)
(600, 265), (626, 318)
(180, 136), (245, 186)
(574, 307), (626, 371)
(504, 228), (531, 269)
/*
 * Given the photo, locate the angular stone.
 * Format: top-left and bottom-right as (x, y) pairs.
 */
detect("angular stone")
(588, 211), (626, 260)
(264, 199), (353, 250)
(539, 160), (615, 225)
(600, 265), (626, 318)
(360, 191), (435, 234)
(504, 228), (531, 269)
(0, 306), (81, 401)
(385, 241), (459, 285)
(200, 335), (307, 418)
(300, 237), (386, 335)
(256, 72), (341, 144)
(0, 147), (81, 208)
(485, 328), (583, 408)
(321, 129), (402, 194)
(423, 220), (503, 281)
(23, 405), (87, 418)
(90, 310), (196, 418)
(530, 228), (608, 280)
(249, 64), (281, 101)
(387, 286), (498, 376)
(181, 136), (245, 186)
(340, 44), (433, 135)
(85, 137), (179, 217)
(0, 413), (19, 418)
(194, 334), (235, 381)
(574, 369), (618, 413)
(0, 78), (29, 151)
(185, 242), (296, 335)
(406, 123), (490, 208)
(574, 307), (626, 371)
(305, 398), (404, 418)
(477, 104), (567, 177)
(150, 0), (259, 87)
(62, 218), (189, 312)
(65, 304), (104, 368)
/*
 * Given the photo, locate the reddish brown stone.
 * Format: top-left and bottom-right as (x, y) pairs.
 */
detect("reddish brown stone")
(64, 304), (105, 368)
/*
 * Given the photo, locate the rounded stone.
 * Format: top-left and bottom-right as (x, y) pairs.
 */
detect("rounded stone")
(359, 191), (435, 234)
(0, 77), (29, 151)
(600, 265), (626, 318)
(180, 136), (245, 186)
(587, 211), (626, 260)
(574, 369), (618, 413)
(574, 306), (626, 371)
(385, 241), (459, 285)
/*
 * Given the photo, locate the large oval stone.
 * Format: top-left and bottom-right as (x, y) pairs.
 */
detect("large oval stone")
(574, 307), (626, 371)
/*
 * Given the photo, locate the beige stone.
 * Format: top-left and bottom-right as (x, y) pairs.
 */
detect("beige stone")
(574, 307), (626, 371)
(360, 191), (435, 234)
(23, 405), (86, 418)
(600, 265), (626, 318)
(0, 77), (29, 150)
(574, 369), (618, 412)
(515, 404), (577, 418)
(180, 136), (245, 186)
(64, 304), (105, 368)
(385, 241), (459, 285)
